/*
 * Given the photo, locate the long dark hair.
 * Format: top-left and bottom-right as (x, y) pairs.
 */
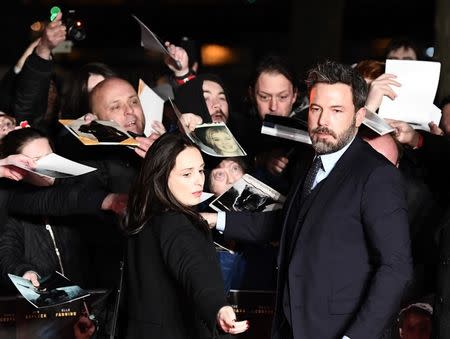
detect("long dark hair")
(0, 128), (50, 157)
(123, 133), (209, 235)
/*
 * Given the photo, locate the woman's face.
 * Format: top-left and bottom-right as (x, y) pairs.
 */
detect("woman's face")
(20, 137), (54, 186)
(209, 159), (244, 196)
(209, 130), (238, 155)
(168, 147), (205, 206)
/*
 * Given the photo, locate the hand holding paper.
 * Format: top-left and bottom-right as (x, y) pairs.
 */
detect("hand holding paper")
(131, 15), (182, 70)
(0, 154), (36, 180)
(386, 119), (421, 148)
(378, 60), (442, 130)
(23, 271), (40, 288)
(165, 41), (190, 76)
(13, 153), (96, 179)
(180, 113), (203, 132)
(365, 73), (401, 112)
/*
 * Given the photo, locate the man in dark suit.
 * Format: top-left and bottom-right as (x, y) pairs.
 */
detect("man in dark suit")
(203, 61), (413, 339)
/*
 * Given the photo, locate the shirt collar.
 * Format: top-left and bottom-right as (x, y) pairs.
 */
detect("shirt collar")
(318, 135), (355, 174)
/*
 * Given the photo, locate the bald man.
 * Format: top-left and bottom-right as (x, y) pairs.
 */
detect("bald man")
(89, 77), (145, 135)
(89, 77), (161, 158)
(363, 133), (400, 166)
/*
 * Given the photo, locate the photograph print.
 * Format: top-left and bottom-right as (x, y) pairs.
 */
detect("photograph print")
(210, 174), (285, 212)
(194, 122), (246, 157)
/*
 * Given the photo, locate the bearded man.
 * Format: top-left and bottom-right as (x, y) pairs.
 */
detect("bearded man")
(203, 60), (413, 339)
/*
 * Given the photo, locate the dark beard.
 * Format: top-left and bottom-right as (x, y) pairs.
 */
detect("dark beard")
(210, 110), (227, 123)
(311, 116), (357, 154)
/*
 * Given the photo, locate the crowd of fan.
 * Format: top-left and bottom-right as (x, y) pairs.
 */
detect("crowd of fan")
(0, 11), (449, 339)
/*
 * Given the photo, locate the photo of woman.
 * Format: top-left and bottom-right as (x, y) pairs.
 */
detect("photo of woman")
(195, 123), (246, 157)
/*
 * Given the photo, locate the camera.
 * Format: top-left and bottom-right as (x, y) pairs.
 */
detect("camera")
(65, 9), (86, 41)
(50, 6), (86, 41)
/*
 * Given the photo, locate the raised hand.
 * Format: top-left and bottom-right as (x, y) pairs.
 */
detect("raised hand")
(365, 73), (401, 113)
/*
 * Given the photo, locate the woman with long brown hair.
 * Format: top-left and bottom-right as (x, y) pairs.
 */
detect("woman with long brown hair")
(124, 133), (248, 338)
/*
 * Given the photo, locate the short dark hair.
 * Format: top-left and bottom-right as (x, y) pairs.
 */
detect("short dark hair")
(0, 128), (49, 158)
(385, 37), (422, 60)
(124, 132), (208, 235)
(249, 54), (299, 92)
(306, 60), (368, 111)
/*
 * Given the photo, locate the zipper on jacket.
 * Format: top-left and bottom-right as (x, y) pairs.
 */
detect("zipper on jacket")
(45, 223), (65, 276)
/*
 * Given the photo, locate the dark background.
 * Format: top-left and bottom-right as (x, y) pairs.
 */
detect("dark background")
(0, 0), (436, 107)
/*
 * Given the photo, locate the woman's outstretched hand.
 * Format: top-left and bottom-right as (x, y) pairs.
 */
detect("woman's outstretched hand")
(217, 305), (249, 335)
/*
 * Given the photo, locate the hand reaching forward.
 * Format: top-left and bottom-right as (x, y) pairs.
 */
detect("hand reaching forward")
(0, 154), (36, 180)
(217, 305), (249, 335)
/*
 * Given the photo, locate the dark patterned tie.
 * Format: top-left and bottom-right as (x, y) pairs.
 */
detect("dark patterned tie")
(301, 156), (322, 200)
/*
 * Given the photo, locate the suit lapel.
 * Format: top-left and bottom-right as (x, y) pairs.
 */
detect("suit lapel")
(286, 138), (363, 260)
(277, 154), (312, 267)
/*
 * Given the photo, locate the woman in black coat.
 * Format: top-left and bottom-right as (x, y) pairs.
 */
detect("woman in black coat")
(124, 133), (248, 339)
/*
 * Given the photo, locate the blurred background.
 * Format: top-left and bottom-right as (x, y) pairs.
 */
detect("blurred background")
(1, 0), (447, 106)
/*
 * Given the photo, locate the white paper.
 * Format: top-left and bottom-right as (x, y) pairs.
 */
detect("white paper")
(200, 192), (214, 203)
(138, 79), (164, 136)
(15, 153), (96, 179)
(261, 124), (312, 144)
(407, 105), (442, 132)
(378, 60), (441, 125)
(362, 109), (395, 135)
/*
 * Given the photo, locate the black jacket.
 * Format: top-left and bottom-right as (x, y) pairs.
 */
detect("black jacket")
(126, 212), (229, 339)
(0, 215), (84, 292)
(11, 51), (57, 133)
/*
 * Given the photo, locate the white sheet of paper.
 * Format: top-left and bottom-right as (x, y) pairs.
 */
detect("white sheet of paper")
(407, 104), (442, 132)
(200, 192), (214, 203)
(362, 109), (395, 135)
(139, 80), (164, 136)
(16, 153), (97, 178)
(378, 60), (441, 125)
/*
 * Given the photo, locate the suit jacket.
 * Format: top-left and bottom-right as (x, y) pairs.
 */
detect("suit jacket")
(125, 212), (229, 339)
(225, 137), (413, 339)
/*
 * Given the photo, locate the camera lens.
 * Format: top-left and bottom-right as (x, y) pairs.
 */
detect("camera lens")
(68, 24), (86, 41)
(66, 10), (86, 41)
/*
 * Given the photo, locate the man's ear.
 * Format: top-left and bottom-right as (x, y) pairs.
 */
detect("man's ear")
(355, 106), (366, 128)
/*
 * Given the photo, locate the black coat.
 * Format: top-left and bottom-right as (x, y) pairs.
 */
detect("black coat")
(125, 212), (229, 339)
(225, 137), (413, 339)
(0, 215), (84, 291)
